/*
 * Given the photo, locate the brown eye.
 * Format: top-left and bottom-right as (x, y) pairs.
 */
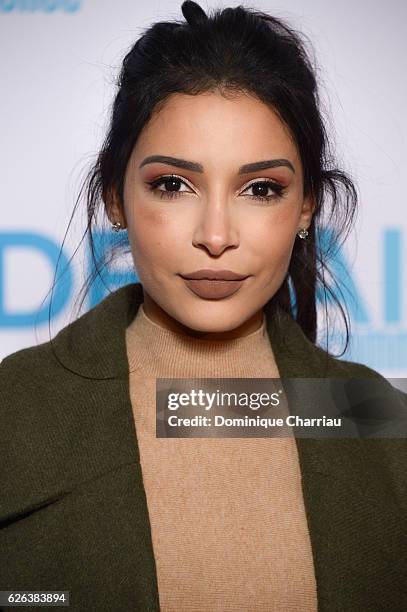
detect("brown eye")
(146, 174), (194, 200)
(251, 182), (271, 197)
(161, 177), (183, 192)
(241, 179), (285, 202)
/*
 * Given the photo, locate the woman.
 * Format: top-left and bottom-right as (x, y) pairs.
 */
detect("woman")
(1, 2), (406, 611)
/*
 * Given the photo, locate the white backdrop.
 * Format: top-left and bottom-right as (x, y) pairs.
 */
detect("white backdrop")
(0, 0), (406, 376)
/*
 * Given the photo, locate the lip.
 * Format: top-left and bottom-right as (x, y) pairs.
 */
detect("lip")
(180, 277), (248, 299)
(180, 269), (249, 281)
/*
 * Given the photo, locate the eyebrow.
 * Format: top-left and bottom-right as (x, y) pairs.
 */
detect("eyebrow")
(139, 155), (295, 174)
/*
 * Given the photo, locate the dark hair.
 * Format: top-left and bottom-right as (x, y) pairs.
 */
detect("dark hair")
(50, 0), (358, 356)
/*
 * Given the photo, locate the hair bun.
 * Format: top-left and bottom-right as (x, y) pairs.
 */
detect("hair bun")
(181, 1), (208, 26)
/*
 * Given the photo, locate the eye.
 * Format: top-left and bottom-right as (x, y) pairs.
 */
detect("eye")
(146, 174), (195, 200)
(241, 179), (286, 202)
(146, 175), (286, 203)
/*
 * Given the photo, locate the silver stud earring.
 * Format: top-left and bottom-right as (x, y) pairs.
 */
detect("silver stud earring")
(297, 228), (309, 240)
(111, 221), (122, 232)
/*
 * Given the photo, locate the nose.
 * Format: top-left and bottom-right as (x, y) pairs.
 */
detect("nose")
(192, 194), (239, 256)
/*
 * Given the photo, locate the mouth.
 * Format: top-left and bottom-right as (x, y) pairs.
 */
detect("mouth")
(179, 269), (249, 281)
(179, 276), (249, 300)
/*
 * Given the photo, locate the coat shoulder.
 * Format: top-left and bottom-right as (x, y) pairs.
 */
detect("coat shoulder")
(328, 354), (385, 378)
(0, 337), (71, 402)
(0, 331), (130, 524)
(1, 337), (59, 369)
(308, 344), (407, 409)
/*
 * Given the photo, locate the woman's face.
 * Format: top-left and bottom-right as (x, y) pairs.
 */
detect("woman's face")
(115, 91), (313, 340)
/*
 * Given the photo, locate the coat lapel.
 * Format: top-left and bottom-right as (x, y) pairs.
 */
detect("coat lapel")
(53, 282), (407, 610)
(264, 298), (407, 609)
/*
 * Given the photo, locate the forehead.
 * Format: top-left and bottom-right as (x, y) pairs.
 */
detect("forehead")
(134, 90), (299, 163)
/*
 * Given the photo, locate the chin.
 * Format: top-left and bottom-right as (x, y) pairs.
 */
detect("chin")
(176, 307), (248, 334)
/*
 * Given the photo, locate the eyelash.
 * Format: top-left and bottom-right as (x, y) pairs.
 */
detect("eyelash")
(145, 174), (286, 203)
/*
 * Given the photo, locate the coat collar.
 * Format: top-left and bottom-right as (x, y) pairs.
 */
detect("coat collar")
(50, 282), (405, 610)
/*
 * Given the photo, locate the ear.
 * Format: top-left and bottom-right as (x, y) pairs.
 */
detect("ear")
(298, 194), (315, 231)
(104, 186), (127, 228)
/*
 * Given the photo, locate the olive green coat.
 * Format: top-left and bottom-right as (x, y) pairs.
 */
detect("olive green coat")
(1, 283), (406, 611)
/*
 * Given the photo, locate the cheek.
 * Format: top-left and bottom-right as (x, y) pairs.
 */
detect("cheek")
(127, 205), (175, 259)
(249, 206), (298, 264)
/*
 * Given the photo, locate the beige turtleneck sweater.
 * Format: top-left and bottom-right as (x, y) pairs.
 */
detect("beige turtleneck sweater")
(125, 304), (318, 612)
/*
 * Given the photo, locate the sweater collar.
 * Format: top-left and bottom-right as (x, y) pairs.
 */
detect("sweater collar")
(125, 302), (281, 378)
(51, 282), (337, 380)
